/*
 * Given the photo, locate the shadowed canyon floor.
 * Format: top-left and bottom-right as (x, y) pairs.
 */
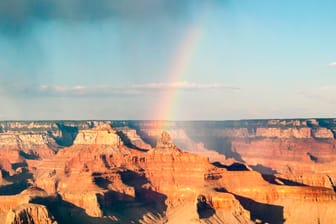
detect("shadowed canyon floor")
(0, 119), (336, 223)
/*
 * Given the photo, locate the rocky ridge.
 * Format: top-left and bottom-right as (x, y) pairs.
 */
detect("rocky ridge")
(5, 203), (57, 224)
(0, 119), (335, 223)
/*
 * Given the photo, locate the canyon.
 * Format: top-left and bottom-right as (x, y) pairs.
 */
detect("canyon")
(0, 119), (336, 223)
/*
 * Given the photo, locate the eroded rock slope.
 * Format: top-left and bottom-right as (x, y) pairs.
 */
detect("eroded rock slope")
(0, 119), (335, 223)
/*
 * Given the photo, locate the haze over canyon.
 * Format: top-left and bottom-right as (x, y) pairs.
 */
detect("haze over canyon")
(0, 119), (335, 223)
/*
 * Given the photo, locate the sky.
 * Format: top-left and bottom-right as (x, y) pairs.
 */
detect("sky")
(0, 0), (336, 120)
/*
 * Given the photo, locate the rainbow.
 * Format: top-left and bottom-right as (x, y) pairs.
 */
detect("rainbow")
(154, 22), (204, 122)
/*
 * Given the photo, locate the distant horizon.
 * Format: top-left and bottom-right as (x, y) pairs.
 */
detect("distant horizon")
(0, 117), (334, 122)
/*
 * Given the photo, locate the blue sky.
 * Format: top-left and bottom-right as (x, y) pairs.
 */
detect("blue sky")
(0, 0), (335, 120)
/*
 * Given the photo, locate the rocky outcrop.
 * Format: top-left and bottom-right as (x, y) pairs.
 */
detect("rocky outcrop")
(73, 124), (121, 145)
(5, 203), (57, 224)
(0, 121), (96, 133)
(0, 132), (51, 148)
(143, 132), (211, 208)
(203, 192), (252, 223)
(59, 192), (102, 217)
(24, 125), (135, 218)
(255, 127), (312, 138)
(149, 131), (181, 154)
(0, 133), (56, 160)
(130, 119), (336, 139)
(205, 167), (336, 223)
(1, 120), (336, 223)
(0, 187), (48, 216)
(312, 128), (334, 139)
(231, 138), (336, 175)
(275, 173), (335, 190)
(116, 127), (152, 150)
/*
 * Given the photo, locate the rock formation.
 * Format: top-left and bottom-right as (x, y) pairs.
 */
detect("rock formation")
(5, 204), (57, 224)
(73, 124), (121, 145)
(0, 119), (335, 223)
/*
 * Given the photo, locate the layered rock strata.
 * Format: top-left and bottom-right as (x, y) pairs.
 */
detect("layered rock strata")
(0, 120), (335, 223)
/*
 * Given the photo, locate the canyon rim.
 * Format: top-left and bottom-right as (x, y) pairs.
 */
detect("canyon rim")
(0, 119), (336, 223)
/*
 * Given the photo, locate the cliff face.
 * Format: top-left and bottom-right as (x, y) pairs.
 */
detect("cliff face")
(132, 119), (336, 184)
(0, 119), (336, 223)
(0, 133), (56, 162)
(255, 127), (312, 138)
(73, 125), (121, 145)
(0, 121), (95, 132)
(116, 127), (152, 150)
(5, 204), (57, 224)
(142, 132), (210, 208)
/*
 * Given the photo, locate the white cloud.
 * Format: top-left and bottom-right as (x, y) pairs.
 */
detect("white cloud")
(131, 81), (238, 90)
(22, 81), (239, 97)
(33, 85), (138, 96)
(328, 62), (336, 67)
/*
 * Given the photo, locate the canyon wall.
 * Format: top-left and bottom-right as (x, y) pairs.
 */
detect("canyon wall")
(0, 119), (335, 223)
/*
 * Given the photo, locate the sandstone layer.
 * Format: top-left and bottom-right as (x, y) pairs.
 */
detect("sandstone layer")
(5, 203), (57, 224)
(0, 119), (335, 223)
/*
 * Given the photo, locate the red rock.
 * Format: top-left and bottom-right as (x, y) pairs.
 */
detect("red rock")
(73, 125), (121, 145)
(117, 128), (152, 150)
(5, 203), (57, 224)
(1, 120), (336, 223)
(256, 127), (311, 138)
(312, 128), (334, 139)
